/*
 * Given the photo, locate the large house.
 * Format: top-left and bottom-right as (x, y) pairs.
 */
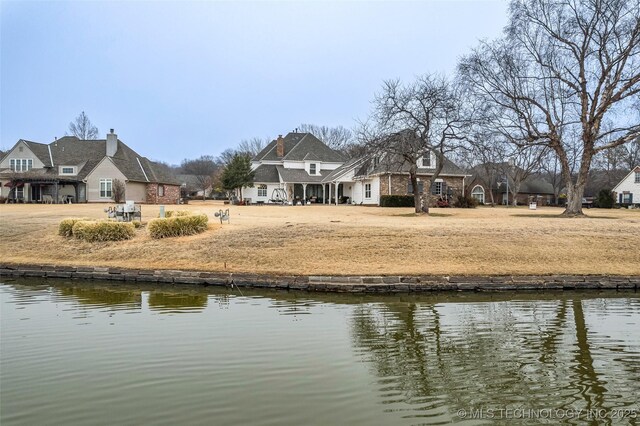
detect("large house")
(466, 164), (555, 205)
(244, 131), (468, 205)
(0, 130), (181, 204)
(612, 166), (640, 205)
(244, 132), (346, 203)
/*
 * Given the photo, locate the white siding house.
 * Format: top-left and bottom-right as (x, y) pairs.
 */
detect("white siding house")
(612, 166), (640, 205)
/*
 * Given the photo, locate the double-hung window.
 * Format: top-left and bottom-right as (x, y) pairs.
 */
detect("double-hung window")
(365, 183), (371, 199)
(309, 164), (317, 175)
(257, 184), (267, 197)
(100, 179), (113, 198)
(635, 172), (640, 183)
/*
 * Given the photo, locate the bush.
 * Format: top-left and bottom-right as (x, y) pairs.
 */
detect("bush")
(72, 221), (135, 242)
(159, 210), (192, 218)
(595, 189), (615, 209)
(148, 214), (209, 239)
(380, 195), (416, 207)
(59, 217), (92, 237)
(453, 194), (478, 208)
(132, 220), (143, 229)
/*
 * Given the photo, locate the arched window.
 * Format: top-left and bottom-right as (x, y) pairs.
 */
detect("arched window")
(471, 185), (485, 204)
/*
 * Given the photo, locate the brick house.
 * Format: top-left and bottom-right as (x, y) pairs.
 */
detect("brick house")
(0, 129), (181, 204)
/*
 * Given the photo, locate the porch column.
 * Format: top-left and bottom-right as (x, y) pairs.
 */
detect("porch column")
(302, 183), (307, 203)
(54, 181), (59, 204)
(334, 182), (339, 205)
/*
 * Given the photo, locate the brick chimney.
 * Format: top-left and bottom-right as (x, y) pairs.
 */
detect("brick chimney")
(276, 134), (284, 157)
(106, 129), (117, 157)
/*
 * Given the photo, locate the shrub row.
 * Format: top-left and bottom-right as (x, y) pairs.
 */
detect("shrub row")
(58, 217), (92, 237)
(147, 214), (209, 239)
(159, 210), (192, 218)
(453, 194), (478, 208)
(72, 221), (136, 242)
(380, 195), (416, 207)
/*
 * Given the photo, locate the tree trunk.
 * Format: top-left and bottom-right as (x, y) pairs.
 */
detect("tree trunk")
(562, 181), (586, 216)
(409, 172), (422, 214)
(510, 181), (521, 206)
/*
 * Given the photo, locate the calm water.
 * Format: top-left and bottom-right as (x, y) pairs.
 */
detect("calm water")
(1, 279), (639, 425)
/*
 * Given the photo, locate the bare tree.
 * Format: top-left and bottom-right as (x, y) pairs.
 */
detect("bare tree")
(360, 75), (466, 214)
(298, 124), (355, 154)
(237, 137), (269, 157)
(459, 0), (640, 216)
(68, 111), (99, 140)
(111, 179), (126, 203)
(181, 155), (218, 201)
(502, 146), (548, 205)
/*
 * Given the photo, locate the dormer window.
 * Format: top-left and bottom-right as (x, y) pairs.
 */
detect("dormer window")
(421, 155), (431, 168)
(309, 163), (317, 175)
(60, 166), (76, 175)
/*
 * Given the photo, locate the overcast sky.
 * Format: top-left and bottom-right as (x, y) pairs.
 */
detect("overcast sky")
(1, 0), (508, 163)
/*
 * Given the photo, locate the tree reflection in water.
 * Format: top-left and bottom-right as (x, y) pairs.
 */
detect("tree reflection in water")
(350, 298), (640, 423)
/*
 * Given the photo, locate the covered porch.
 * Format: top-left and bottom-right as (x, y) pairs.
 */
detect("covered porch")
(3, 178), (86, 203)
(284, 182), (351, 205)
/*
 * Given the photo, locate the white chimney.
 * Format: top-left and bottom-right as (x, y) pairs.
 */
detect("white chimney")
(106, 129), (117, 157)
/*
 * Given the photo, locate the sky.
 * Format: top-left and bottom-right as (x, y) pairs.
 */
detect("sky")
(1, 0), (508, 164)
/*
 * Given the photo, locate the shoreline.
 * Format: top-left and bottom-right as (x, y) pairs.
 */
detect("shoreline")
(1, 264), (638, 293)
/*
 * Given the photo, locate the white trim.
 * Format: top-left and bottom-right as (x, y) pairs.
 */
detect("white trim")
(47, 145), (54, 167)
(136, 157), (150, 182)
(612, 167), (640, 191)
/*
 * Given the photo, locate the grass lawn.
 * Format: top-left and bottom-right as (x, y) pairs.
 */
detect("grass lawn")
(1, 201), (638, 276)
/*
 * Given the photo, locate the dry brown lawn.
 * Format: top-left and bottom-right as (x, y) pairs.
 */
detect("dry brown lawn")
(1, 201), (638, 276)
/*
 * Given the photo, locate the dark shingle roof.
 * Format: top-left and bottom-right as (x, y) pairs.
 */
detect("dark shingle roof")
(253, 165), (280, 183)
(1, 136), (180, 185)
(253, 133), (345, 163)
(322, 156), (368, 182)
(276, 166), (331, 183)
(354, 152), (467, 177)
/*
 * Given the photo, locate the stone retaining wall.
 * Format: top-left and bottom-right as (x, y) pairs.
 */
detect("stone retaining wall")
(1, 264), (638, 293)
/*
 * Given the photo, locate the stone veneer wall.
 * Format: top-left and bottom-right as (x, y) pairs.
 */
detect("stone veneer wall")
(146, 183), (180, 204)
(379, 174), (465, 206)
(1, 264), (637, 293)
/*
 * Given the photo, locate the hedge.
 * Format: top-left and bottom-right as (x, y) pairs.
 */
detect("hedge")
(58, 217), (92, 237)
(380, 195), (416, 207)
(147, 214), (209, 239)
(72, 221), (136, 242)
(159, 210), (192, 218)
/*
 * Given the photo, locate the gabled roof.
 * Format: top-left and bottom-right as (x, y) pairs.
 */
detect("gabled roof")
(354, 152), (467, 177)
(322, 156), (369, 183)
(612, 166), (640, 191)
(252, 132), (346, 163)
(276, 166), (331, 183)
(1, 135), (180, 185)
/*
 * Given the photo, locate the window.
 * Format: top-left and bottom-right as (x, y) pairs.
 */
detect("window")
(622, 193), (632, 204)
(9, 158), (33, 172)
(635, 172), (640, 183)
(433, 181), (443, 195)
(309, 164), (317, 175)
(257, 184), (267, 197)
(365, 183), (371, 199)
(421, 155), (431, 168)
(100, 179), (113, 198)
(60, 167), (75, 175)
(471, 185), (485, 204)
(158, 184), (165, 197)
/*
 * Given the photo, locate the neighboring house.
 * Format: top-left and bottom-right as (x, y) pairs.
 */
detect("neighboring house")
(612, 166), (640, 205)
(467, 164), (555, 205)
(243, 132), (346, 203)
(0, 129), (181, 204)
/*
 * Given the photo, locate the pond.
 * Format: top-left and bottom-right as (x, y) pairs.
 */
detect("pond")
(1, 279), (639, 425)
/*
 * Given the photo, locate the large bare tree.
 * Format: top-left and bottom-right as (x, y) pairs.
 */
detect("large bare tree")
(459, 0), (640, 216)
(360, 75), (466, 214)
(68, 111), (99, 140)
(298, 123), (356, 156)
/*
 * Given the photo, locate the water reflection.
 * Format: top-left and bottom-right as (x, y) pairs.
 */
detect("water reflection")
(1, 279), (638, 426)
(148, 292), (207, 313)
(349, 298), (640, 424)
